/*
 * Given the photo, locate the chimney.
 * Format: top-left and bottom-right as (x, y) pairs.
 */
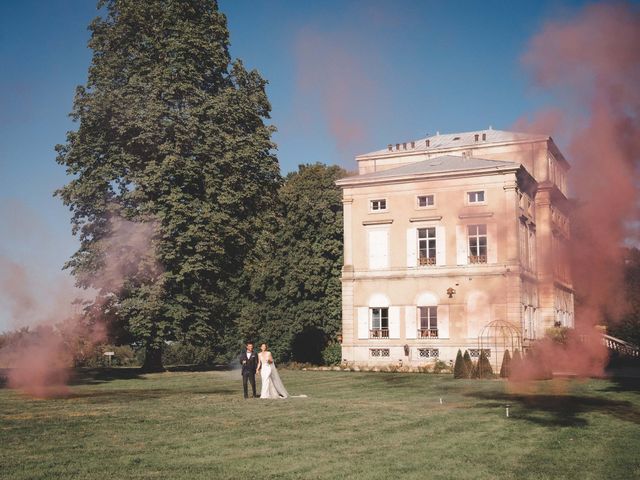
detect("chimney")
(474, 134), (479, 142)
(426, 139), (430, 147)
(482, 133), (486, 141)
(411, 141), (415, 149)
(387, 144), (392, 151)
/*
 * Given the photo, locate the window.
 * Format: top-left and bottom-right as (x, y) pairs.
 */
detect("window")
(417, 227), (437, 266)
(370, 199), (387, 211)
(468, 349), (491, 358)
(468, 224), (487, 263)
(417, 194), (435, 208)
(370, 307), (389, 338)
(418, 306), (438, 338)
(370, 348), (390, 357)
(467, 191), (485, 204)
(418, 348), (439, 358)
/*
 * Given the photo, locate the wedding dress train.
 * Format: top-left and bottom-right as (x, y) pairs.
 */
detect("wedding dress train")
(260, 357), (288, 399)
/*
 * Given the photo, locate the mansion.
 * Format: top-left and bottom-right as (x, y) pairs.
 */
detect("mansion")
(336, 128), (574, 366)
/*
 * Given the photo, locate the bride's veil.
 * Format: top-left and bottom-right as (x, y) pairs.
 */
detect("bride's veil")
(270, 362), (289, 398)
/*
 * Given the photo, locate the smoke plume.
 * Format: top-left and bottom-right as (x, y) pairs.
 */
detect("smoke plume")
(514, 2), (640, 377)
(292, 26), (383, 159)
(0, 211), (159, 397)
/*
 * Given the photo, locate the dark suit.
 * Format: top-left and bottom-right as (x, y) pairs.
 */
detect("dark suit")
(239, 350), (259, 398)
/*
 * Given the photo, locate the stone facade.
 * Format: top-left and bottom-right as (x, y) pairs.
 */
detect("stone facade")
(337, 129), (574, 367)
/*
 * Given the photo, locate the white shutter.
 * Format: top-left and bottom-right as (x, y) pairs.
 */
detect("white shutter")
(405, 306), (417, 339)
(438, 305), (450, 338)
(456, 225), (468, 265)
(389, 307), (401, 339)
(435, 226), (446, 266)
(487, 223), (498, 264)
(406, 228), (417, 267)
(357, 307), (369, 339)
(368, 229), (389, 270)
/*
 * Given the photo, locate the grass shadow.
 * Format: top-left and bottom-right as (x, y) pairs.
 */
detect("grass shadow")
(69, 367), (145, 386)
(601, 376), (640, 394)
(165, 364), (231, 372)
(466, 390), (640, 427)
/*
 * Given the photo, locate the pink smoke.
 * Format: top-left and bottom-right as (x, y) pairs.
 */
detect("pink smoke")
(292, 27), (381, 158)
(513, 2), (640, 377)
(0, 208), (158, 397)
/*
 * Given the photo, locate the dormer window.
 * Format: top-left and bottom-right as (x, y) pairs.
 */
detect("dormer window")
(467, 191), (485, 204)
(370, 199), (387, 212)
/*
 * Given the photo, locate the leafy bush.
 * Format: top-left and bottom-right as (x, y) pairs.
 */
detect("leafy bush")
(545, 326), (572, 345)
(162, 342), (216, 366)
(321, 343), (342, 366)
(433, 359), (451, 374)
(81, 344), (139, 368)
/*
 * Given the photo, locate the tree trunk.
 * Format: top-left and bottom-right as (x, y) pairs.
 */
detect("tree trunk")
(141, 345), (165, 373)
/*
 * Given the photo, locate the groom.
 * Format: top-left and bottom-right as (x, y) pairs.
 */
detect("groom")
(239, 341), (259, 399)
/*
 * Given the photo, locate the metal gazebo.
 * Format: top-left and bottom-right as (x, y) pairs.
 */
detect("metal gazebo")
(478, 320), (522, 375)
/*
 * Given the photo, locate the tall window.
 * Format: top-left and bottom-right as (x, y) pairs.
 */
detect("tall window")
(468, 224), (487, 263)
(418, 227), (436, 266)
(370, 307), (389, 338)
(370, 199), (387, 211)
(467, 191), (485, 204)
(418, 306), (438, 338)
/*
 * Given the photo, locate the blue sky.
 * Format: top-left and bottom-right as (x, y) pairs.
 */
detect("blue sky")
(0, 0), (600, 331)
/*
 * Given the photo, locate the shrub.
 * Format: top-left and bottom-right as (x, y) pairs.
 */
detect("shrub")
(79, 344), (140, 368)
(475, 350), (494, 379)
(463, 350), (473, 378)
(321, 343), (342, 366)
(453, 349), (468, 379)
(510, 348), (522, 379)
(500, 349), (511, 378)
(162, 342), (216, 366)
(433, 359), (451, 374)
(545, 326), (572, 345)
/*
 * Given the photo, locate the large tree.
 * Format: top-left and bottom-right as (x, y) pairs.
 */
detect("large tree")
(56, 0), (280, 371)
(237, 163), (346, 363)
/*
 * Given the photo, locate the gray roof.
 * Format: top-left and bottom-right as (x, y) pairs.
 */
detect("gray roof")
(337, 155), (520, 185)
(359, 128), (549, 158)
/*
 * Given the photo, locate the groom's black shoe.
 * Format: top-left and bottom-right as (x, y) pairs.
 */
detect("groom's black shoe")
(252, 395), (258, 398)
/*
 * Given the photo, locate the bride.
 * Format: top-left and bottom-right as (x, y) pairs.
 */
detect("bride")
(258, 343), (288, 399)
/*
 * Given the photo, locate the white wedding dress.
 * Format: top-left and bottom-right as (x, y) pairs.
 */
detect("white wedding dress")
(259, 352), (289, 399)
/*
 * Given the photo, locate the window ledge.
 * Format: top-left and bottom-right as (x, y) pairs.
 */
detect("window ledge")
(409, 216), (442, 222)
(458, 212), (494, 219)
(362, 219), (393, 226)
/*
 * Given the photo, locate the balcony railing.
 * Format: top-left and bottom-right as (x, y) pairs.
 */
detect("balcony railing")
(369, 329), (389, 339)
(418, 256), (436, 266)
(418, 329), (439, 338)
(468, 255), (487, 264)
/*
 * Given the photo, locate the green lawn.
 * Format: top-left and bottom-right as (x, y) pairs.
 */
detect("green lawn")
(1, 369), (639, 480)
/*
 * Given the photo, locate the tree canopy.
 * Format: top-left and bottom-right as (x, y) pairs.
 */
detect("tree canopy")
(237, 163), (347, 363)
(56, 0), (280, 370)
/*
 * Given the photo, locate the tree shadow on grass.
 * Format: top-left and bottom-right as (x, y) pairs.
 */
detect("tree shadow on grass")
(69, 368), (145, 386)
(601, 375), (640, 394)
(68, 364), (231, 386)
(63, 386), (238, 401)
(466, 390), (640, 427)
